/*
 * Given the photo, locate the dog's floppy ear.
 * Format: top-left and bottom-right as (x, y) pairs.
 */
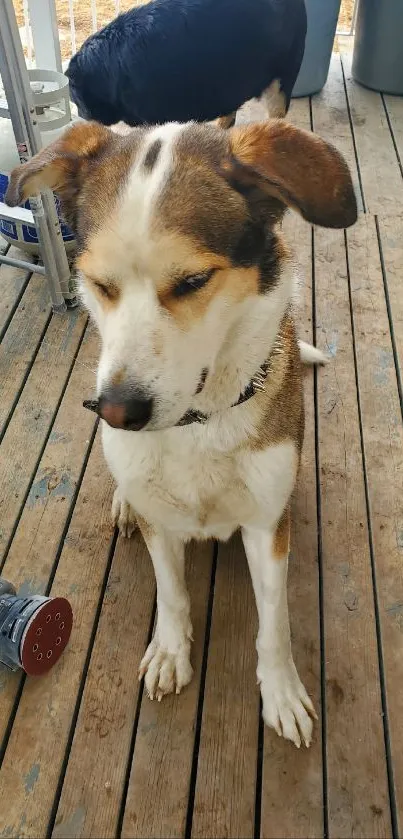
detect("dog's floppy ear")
(5, 121), (111, 207)
(223, 120), (357, 229)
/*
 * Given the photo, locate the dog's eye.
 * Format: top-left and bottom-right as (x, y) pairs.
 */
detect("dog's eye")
(93, 280), (118, 301)
(173, 270), (214, 298)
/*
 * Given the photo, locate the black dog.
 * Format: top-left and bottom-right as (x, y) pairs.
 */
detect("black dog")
(66, 0), (307, 128)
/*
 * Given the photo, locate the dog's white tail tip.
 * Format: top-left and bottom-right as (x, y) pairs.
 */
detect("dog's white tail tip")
(298, 340), (328, 366)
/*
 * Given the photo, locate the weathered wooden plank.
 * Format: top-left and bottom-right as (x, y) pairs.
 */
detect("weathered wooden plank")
(53, 531), (155, 839)
(311, 53), (364, 214)
(383, 95), (403, 177)
(340, 52), (403, 215)
(0, 248), (32, 338)
(377, 214), (403, 386)
(0, 308), (86, 566)
(260, 211), (323, 839)
(120, 541), (214, 839)
(0, 271), (49, 434)
(315, 223), (391, 837)
(191, 534), (259, 839)
(0, 433), (115, 839)
(289, 96), (311, 131)
(0, 324), (98, 743)
(347, 214), (403, 833)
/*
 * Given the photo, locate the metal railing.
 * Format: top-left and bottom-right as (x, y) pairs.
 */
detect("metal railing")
(65, 0), (122, 54)
(0, 0), (75, 311)
(18, 0), (129, 63)
(17, 0), (358, 67)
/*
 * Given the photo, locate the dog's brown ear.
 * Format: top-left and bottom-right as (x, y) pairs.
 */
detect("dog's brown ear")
(5, 121), (111, 207)
(224, 120), (357, 229)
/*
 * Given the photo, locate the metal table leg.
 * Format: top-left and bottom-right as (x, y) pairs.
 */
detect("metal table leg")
(0, 0), (76, 312)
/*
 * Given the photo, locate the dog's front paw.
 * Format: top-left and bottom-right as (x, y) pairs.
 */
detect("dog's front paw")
(259, 658), (317, 748)
(112, 488), (137, 538)
(139, 636), (193, 701)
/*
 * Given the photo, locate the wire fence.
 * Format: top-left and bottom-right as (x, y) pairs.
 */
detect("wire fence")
(15, 0), (358, 66)
(14, 0), (136, 62)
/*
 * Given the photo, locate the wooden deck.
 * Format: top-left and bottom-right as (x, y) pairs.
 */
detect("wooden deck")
(1, 50), (403, 838)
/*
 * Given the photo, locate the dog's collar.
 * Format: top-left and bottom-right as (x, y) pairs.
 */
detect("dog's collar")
(176, 356), (272, 427)
(83, 338), (284, 430)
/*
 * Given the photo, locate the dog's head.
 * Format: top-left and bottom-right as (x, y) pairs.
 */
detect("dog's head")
(66, 50), (124, 126)
(6, 120), (356, 431)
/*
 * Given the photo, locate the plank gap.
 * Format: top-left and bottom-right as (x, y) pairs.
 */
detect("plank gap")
(184, 541), (218, 839)
(381, 95), (403, 181)
(254, 704), (264, 839)
(0, 269), (33, 345)
(0, 310), (52, 444)
(0, 675), (26, 770)
(312, 226), (329, 839)
(46, 528), (119, 839)
(115, 595), (157, 839)
(374, 216), (403, 422)
(339, 54), (367, 213)
(45, 418), (98, 597)
(0, 419), (98, 771)
(0, 317), (89, 574)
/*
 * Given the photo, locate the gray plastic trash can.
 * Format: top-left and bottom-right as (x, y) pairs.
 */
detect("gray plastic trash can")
(352, 0), (403, 95)
(292, 0), (342, 97)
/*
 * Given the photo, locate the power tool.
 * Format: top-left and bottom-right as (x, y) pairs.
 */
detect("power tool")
(0, 578), (73, 675)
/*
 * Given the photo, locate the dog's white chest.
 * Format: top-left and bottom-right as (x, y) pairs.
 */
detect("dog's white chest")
(102, 422), (297, 540)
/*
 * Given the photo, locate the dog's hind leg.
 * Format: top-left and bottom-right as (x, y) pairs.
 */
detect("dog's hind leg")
(216, 111), (237, 129)
(138, 523), (193, 700)
(260, 79), (287, 119)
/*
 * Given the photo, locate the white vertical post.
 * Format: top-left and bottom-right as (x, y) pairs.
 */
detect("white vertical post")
(22, 0), (33, 64)
(68, 0), (76, 55)
(91, 0), (98, 32)
(28, 0), (62, 72)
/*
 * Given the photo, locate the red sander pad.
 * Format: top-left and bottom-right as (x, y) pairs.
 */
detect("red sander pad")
(0, 580), (73, 675)
(20, 597), (73, 676)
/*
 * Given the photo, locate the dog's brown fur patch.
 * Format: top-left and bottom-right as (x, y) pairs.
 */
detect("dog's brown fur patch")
(80, 270), (121, 308)
(158, 124), (248, 260)
(249, 315), (304, 454)
(273, 505), (290, 559)
(135, 514), (154, 546)
(227, 120), (357, 229)
(111, 367), (127, 387)
(7, 122), (147, 249)
(216, 112), (237, 129)
(158, 259), (260, 325)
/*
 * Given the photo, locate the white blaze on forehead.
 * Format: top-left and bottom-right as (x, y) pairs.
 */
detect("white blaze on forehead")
(119, 122), (186, 239)
(80, 122), (189, 287)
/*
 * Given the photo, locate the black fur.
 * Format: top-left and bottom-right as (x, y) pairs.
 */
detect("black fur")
(66, 0), (307, 127)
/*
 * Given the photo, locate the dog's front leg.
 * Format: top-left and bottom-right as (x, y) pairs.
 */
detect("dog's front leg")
(137, 522), (193, 701)
(242, 511), (317, 748)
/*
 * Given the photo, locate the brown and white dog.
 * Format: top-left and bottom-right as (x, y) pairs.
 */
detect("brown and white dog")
(6, 119), (356, 748)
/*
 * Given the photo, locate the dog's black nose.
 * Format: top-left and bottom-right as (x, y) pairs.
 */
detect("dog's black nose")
(98, 389), (153, 431)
